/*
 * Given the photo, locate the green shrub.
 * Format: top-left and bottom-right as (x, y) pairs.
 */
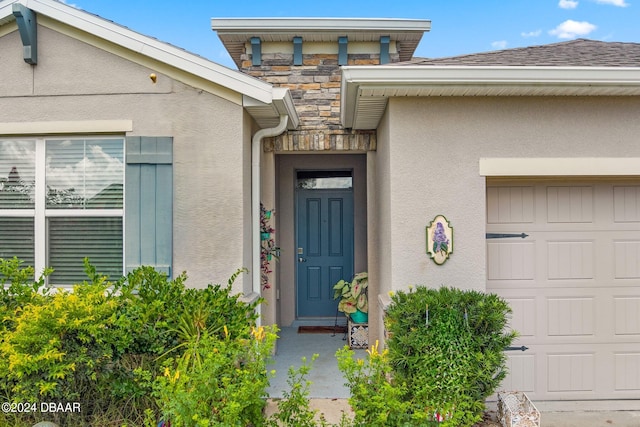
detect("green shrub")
(0, 260), (123, 426)
(338, 286), (516, 427)
(0, 258), (272, 427)
(0, 257), (53, 333)
(336, 342), (412, 426)
(154, 325), (278, 427)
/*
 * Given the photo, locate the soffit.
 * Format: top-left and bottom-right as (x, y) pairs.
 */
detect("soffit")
(342, 66), (640, 129)
(212, 18), (430, 67)
(244, 88), (299, 129)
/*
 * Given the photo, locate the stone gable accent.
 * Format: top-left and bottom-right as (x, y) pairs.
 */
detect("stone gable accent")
(242, 51), (395, 152)
(264, 129), (376, 152)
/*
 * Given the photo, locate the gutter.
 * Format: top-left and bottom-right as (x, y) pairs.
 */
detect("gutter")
(251, 115), (288, 323)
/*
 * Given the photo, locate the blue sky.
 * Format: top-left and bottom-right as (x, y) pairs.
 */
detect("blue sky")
(67, 0), (638, 69)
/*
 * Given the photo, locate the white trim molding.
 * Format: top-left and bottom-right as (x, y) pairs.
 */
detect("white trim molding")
(479, 157), (640, 176)
(0, 120), (133, 135)
(341, 66), (640, 129)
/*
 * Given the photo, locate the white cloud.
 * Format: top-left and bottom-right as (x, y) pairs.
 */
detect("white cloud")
(549, 20), (597, 38)
(559, 0), (579, 8)
(46, 143), (123, 200)
(491, 40), (508, 50)
(521, 30), (542, 37)
(595, 0), (629, 6)
(0, 141), (35, 181)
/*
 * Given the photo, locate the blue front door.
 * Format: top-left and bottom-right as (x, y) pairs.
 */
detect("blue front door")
(296, 182), (354, 318)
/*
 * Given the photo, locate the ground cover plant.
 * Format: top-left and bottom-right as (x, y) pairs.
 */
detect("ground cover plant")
(338, 285), (516, 427)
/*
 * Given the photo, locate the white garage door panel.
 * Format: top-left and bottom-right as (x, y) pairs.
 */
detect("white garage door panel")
(487, 180), (640, 401)
(500, 287), (640, 341)
(502, 344), (640, 399)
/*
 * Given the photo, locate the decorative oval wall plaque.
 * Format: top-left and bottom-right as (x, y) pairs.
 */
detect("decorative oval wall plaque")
(426, 215), (453, 265)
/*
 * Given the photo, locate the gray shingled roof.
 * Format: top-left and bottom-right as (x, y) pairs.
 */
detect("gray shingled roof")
(401, 39), (640, 67)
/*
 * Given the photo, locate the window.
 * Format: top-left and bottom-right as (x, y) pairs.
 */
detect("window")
(296, 170), (353, 189)
(0, 137), (124, 285)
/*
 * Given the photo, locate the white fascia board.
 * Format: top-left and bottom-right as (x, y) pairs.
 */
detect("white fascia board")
(271, 87), (300, 129)
(212, 17), (431, 33)
(341, 65), (640, 128)
(342, 65), (640, 86)
(0, 0), (15, 18)
(12, 0), (274, 103)
(243, 88), (300, 130)
(341, 73), (359, 129)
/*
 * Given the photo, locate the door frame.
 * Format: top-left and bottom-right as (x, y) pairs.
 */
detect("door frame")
(294, 171), (355, 319)
(274, 154), (368, 327)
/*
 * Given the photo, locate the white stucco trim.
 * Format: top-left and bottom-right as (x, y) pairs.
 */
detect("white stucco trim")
(479, 157), (640, 176)
(0, 120), (133, 135)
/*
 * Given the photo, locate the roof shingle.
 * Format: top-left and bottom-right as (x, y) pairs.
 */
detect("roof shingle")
(400, 39), (640, 67)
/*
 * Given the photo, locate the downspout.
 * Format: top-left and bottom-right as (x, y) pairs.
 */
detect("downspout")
(252, 115), (289, 323)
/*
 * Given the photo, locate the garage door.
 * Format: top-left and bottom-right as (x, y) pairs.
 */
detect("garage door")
(487, 179), (640, 401)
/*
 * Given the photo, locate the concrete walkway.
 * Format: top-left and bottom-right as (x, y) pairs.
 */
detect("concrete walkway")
(267, 326), (364, 399)
(267, 327), (640, 426)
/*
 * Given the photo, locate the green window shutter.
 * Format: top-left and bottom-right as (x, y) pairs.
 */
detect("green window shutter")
(125, 137), (173, 276)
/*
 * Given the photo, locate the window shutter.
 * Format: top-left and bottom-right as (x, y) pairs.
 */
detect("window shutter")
(125, 137), (173, 276)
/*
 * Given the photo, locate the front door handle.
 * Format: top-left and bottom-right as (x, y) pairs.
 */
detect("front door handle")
(298, 257), (307, 263)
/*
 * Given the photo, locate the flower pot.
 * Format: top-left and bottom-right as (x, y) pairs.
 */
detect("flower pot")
(267, 254), (272, 261)
(264, 211), (272, 219)
(350, 309), (368, 324)
(260, 232), (270, 240)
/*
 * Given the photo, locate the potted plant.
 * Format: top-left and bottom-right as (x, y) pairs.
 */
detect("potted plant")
(333, 272), (368, 323)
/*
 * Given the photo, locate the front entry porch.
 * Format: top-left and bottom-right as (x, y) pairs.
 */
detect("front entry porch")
(267, 327), (366, 399)
(266, 154), (369, 329)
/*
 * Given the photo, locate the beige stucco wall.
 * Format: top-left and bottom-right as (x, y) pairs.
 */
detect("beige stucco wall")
(368, 108), (392, 344)
(0, 24), (252, 291)
(376, 96), (640, 296)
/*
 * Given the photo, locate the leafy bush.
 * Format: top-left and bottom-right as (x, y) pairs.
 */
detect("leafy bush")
(338, 286), (516, 427)
(155, 325), (278, 427)
(0, 258), (272, 427)
(336, 342), (411, 426)
(0, 259), (123, 426)
(0, 257), (52, 331)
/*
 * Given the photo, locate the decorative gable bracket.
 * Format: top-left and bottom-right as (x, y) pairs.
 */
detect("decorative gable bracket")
(12, 4), (37, 65)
